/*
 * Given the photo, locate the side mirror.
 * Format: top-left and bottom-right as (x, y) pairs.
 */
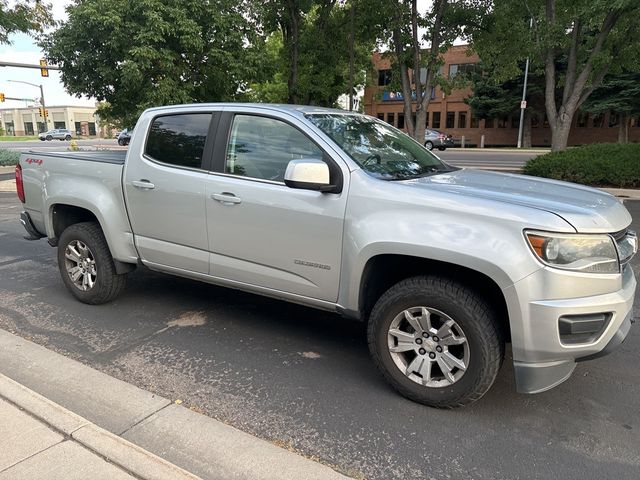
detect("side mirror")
(284, 159), (335, 192)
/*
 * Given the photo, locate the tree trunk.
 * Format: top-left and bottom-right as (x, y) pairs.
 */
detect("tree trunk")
(550, 119), (572, 152)
(285, 1), (300, 104)
(523, 110), (532, 148)
(618, 113), (629, 143)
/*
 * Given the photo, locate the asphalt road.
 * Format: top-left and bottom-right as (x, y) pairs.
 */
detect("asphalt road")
(438, 149), (542, 170)
(0, 191), (638, 480)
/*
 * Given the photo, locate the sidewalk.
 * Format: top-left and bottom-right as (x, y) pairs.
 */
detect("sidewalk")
(0, 375), (198, 480)
(0, 329), (350, 480)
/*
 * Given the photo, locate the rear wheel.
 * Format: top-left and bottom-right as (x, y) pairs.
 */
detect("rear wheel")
(65, 135), (72, 141)
(438, 147), (446, 151)
(57, 222), (127, 304)
(367, 275), (505, 408)
(425, 141), (434, 151)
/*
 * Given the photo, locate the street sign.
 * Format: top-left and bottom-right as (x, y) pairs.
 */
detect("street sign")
(520, 100), (527, 109)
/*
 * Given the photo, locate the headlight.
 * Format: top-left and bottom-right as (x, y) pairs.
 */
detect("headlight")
(525, 230), (619, 274)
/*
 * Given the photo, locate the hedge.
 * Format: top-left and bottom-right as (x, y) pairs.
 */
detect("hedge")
(0, 149), (20, 166)
(523, 143), (640, 188)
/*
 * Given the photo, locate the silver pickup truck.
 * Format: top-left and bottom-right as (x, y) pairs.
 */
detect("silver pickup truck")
(15, 104), (637, 408)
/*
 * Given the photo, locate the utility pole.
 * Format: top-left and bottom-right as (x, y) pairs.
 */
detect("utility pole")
(517, 18), (533, 149)
(8, 80), (49, 130)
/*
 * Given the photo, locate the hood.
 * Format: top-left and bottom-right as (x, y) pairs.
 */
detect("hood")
(399, 169), (631, 233)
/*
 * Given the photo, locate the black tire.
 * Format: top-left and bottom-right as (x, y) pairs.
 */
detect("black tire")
(438, 147), (446, 151)
(46, 135), (52, 141)
(39, 138), (45, 141)
(367, 275), (505, 408)
(57, 222), (127, 304)
(118, 139), (124, 146)
(65, 135), (72, 141)
(425, 141), (434, 151)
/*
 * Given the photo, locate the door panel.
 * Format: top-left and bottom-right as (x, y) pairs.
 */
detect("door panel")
(123, 112), (215, 274)
(206, 113), (348, 302)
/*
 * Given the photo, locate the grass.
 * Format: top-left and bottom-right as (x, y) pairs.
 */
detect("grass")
(523, 143), (640, 188)
(0, 136), (39, 141)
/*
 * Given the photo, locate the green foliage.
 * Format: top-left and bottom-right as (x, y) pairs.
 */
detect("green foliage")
(0, 149), (20, 166)
(582, 72), (640, 116)
(523, 143), (640, 188)
(0, 0), (52, 44)
(41, 0), (261, 127)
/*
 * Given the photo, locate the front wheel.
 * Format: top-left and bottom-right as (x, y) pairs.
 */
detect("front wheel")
(57, 222), (127, 304)
(46, 135), (52, 141)
(117, 139), (124, 146)
(367, 275), (505, 408)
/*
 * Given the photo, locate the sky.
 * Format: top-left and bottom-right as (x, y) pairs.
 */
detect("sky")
(0, 0), (432, 109)
(0, 1), (93, 108)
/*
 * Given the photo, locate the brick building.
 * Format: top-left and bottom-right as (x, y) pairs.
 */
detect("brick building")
(363, 45), (640, 147)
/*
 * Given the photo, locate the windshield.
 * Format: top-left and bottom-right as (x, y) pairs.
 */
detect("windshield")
(306, 113), (456, 180)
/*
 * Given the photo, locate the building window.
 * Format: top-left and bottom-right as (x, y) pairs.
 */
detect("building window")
(378, 69), (392, 86)
(377, 113), (384, 120)
(37, 122), (46, 133)
(432, 112), (441, 129)
(591, 113), (603, 128)
(386, 112), (395, 126)
(470, 116), (479, 128)
(88, 122), (96, 136)
(497, 117), (508, 128)
(449, 63), (477, 78)
(425, 112), (429, 127)
(609, 112), (619, 128)
(485, 118), (494, 128)
(54, 121), (66, 129)
(24, 122), (34, 135)
(577, 111), (588, 127)
(458, 112), (467, 129)
(543, 114), (549, 128)
(398, 113), (405, 129)
(446, 112), (455, 129)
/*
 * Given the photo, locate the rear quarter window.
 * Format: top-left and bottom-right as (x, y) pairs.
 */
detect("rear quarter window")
(145, 113), (212, 169)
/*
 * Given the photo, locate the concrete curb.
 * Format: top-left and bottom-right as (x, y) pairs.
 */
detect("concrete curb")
(0, 329), (351, 480)
(0, 373), (200, 480)
(0, 166), (16, 174)
(600, 188), (640, 200)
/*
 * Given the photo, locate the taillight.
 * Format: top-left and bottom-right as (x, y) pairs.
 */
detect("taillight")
(438, 134), (445, 140)
(15, 164), (25, 203)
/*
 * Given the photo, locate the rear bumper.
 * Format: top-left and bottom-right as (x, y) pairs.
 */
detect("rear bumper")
(505, 265), (636, 394)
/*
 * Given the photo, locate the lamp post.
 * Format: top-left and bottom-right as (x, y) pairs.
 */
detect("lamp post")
(7, 79), (48, 131)
(517, 18), (534, 149)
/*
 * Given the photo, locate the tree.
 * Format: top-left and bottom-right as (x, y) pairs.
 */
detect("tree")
(381, 0), (481, 142)
(0, 0), (52, 44)
(465, 66), (545, 147)
(582, 72), (640, 144)
(256, 0), (376, 107)
(41, 0), (260, 127)
(473, 0), (640, 151)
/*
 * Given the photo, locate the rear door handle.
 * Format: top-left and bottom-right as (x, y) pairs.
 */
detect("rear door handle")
(211, 192), (242, 205)
(132, 180), (155, 190)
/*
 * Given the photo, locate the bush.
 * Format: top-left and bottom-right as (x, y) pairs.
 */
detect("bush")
(523, 143), (640, 188)
(0, 149), (20, 166)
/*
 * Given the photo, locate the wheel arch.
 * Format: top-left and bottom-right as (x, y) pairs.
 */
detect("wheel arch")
(357, 254), (511, 342)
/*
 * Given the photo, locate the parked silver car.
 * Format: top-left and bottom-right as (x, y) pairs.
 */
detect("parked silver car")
(424, 129), (454, 151)
(38, 128), (74, 141)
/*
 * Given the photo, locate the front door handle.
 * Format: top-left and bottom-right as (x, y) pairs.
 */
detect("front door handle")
(211, 192), (242, 205)
(132, 180), (155, 190)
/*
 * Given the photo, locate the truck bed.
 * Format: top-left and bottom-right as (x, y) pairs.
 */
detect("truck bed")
(26, 150), (127, 165)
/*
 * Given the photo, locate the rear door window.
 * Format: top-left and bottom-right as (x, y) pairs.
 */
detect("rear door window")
(145, 114), (212, 169)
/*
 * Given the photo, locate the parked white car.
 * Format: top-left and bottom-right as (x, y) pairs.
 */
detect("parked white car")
(38, 129), (74, 141)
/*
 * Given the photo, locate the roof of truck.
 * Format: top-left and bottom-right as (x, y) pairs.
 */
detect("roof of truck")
(142, 103), (365, 118)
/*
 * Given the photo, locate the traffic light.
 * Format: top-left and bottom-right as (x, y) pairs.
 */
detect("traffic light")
(0, 93), (4, 102)
(39, 107), (45, 117)
(40, 58), (49, 77)
(45, 109), (49, 117)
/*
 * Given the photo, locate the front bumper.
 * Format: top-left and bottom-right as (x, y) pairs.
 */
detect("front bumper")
(504, 264), (636, 394)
